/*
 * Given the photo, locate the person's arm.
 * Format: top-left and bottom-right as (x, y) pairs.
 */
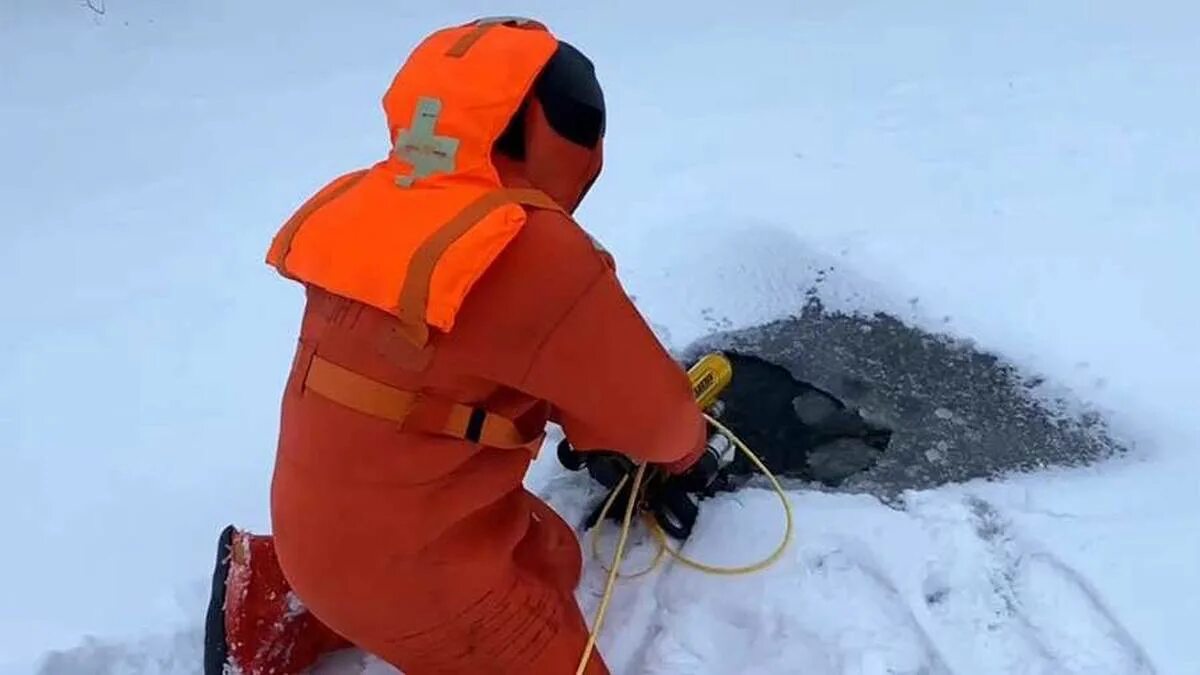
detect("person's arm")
(521, 268), (706, 473)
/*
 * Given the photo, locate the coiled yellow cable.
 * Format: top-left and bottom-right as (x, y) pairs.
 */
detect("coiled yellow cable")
(574, 413), (794, 674)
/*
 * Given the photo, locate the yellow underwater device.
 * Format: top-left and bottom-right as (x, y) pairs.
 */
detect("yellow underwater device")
(688, 352), (734, 412)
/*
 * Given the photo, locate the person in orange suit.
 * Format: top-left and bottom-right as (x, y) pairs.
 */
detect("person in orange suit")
(203, 17), (709, 675)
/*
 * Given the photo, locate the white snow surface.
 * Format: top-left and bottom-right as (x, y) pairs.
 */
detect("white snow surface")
(3, 1), (1198, 674)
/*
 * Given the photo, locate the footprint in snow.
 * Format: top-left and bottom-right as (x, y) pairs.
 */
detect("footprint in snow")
(1016, 552), (1156, 675)
(637, 542), (950, 675)
(918, 496), (1155, 675)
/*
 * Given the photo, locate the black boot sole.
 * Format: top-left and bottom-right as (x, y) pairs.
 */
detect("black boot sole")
(204, 525), (236, 675)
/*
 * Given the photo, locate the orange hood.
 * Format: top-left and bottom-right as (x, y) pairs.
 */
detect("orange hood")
(380, 19), (604, 213)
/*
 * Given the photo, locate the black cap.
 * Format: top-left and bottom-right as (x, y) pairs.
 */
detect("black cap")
(496, 41), (606, 158)
(535, 41), (605, 147)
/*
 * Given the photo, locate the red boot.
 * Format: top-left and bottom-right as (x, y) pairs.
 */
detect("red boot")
(204, 525), (351, 674)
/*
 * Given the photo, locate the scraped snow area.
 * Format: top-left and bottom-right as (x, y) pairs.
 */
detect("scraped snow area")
(3, 1), (1197, 674)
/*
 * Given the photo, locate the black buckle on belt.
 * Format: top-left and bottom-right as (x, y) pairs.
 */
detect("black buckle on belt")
(465, 407), (488, 443)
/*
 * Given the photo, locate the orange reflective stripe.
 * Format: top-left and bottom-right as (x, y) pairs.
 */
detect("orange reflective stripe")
(304, 352), (418, 421)
(445, 17), (548, 57)
(503, 188), (565, 212)
(304, 354), (538, 449)
(267, 170), (369, 279)
(397, 189), (565, 347)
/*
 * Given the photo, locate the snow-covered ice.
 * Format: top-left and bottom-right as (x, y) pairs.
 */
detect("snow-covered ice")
(3, 1), (1197, 674)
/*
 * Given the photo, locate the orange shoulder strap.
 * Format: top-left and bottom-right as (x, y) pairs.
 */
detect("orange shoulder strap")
(394, 188), (564, 346)
(304, 352), (542, 450)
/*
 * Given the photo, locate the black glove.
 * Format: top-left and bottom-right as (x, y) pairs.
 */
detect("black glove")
(674, 428), (736, 493)
(645, 427), (741, 539)
(558, 439), (642, 529)
(557, 439), (634, 487)
(646, 476), (700, 539)
(560, 430), (736, 540)
(556, 438), (588, 471)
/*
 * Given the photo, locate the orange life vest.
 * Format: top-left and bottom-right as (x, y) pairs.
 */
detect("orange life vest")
(265, 19), (562, 347)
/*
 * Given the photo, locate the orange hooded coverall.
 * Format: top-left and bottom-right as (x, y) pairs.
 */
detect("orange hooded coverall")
(267, 20), (706, 675)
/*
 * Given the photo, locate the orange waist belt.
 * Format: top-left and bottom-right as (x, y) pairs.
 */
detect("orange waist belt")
(303, 354), (540, 450)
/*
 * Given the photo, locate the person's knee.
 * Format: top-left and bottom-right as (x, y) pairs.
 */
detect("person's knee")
(518, 498), (584, 592)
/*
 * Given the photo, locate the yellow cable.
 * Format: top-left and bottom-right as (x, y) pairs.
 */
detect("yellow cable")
(591, 512), (666, 579)
(576, 414), (794, 672)
(648, 412), (794, 575)
(575, 463), (647, 675)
